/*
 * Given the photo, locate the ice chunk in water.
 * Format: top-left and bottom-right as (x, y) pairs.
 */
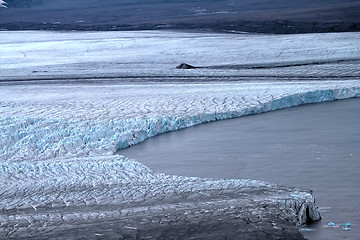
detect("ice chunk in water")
(327, 222), (336, 227)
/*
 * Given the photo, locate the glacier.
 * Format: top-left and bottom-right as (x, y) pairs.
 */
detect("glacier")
(0, 156), (321, 239)
(1, 31), (359, 81)
(1, 86), (359, 161)
(1, 30), (360, 239)
(1, 85), (359, 238)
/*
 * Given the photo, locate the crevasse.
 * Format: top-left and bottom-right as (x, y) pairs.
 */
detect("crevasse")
(1, 87), (359, 162)
(2, 87), (359, 238)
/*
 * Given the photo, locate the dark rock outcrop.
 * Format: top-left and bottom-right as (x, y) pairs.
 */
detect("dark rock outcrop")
(176, 63), (197, 69)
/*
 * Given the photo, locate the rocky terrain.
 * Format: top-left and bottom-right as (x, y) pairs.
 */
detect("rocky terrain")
(1, 0), (359, 33)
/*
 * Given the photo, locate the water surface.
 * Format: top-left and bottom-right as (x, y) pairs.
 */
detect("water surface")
(119, 98), (360, 240)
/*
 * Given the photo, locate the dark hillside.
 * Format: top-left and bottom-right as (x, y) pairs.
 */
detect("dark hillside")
(1, 0), (359, 33)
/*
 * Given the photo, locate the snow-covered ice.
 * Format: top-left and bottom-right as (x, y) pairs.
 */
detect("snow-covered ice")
(0, 30), (359, 238)
(1, 31), (359, 80)
(0, 82), (359, 161)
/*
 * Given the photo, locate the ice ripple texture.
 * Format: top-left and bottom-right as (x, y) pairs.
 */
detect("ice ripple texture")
(1, 82), (359, 238)
(1, 83), (359, 161)
(1, 155), (320, 239)
(1, 30), (360, 238)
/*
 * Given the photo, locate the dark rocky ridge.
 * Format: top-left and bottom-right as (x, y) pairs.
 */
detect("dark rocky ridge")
(1, 0), (360, 33)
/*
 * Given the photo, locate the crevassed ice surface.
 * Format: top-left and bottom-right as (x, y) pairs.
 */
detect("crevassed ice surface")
(1, 82), (359, 161)
(0, 30), (359, 239)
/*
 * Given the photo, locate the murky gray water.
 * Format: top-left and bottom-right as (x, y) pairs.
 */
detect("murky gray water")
(119, 98), (360, 240)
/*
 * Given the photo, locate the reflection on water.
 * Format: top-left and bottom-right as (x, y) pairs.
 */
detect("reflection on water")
(119, 98), (360, 240)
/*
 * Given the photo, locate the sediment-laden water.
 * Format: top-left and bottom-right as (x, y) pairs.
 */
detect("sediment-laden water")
(120, 98), (360, 240)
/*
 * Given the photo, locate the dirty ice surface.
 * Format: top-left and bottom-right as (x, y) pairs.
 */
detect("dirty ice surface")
(0, 30), (359, 239)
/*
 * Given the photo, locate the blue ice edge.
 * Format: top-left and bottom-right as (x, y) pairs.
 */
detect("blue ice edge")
(116, 87), (360, 150)
(1, 87), (359, 161)
(0, 87), (359, 235)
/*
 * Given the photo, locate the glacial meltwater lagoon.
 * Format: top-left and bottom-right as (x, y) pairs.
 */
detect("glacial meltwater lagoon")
(119, 98), (360, 240)
(2, 30), (360, 239)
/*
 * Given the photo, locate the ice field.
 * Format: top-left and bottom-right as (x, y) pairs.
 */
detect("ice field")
(0, 30), (360, 239)
(1, 31), (359, 80)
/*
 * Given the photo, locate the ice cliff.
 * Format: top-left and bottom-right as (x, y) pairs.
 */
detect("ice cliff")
(0, 155), (320, 239)
(2, 86), (360, 238)
(1, 30), (360, 239)
(2, 86), (359, 238)
(1, 87), (359, 161)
